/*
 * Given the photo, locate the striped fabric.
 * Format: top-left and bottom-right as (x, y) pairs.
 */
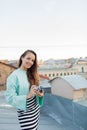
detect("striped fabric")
(17, 96), (40, 130)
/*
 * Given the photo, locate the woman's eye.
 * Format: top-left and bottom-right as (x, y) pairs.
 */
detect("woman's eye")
(27, 58), (30, 60)
(27, 58), (34, 62)
(32, 60), (34, 63)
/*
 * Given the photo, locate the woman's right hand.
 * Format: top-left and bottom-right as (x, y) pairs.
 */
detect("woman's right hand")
(26, 85), (36, 99)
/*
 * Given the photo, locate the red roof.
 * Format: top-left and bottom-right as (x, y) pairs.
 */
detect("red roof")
(39, 74), (50, 80)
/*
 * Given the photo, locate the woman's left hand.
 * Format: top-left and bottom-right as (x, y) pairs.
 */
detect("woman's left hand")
(34, 89), (44, 97)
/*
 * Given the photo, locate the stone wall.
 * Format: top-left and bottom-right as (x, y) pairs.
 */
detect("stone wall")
(0, 62), (16, 90)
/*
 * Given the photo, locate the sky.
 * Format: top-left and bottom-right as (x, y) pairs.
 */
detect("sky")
(0, 0), (87, 60)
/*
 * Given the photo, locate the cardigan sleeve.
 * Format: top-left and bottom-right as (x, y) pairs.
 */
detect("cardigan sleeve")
(36, 96), (44, 107)
(5, 74), (27, 111)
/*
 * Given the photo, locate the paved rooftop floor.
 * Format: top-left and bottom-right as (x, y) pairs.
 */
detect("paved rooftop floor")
(0, 91), (86, 130)
(0, 92), (59, 130)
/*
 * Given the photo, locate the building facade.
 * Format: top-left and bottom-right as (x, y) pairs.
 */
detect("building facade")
(39, 68), (77, 80)
(50, 75), (87, 100)
(0, 62), (16, 90)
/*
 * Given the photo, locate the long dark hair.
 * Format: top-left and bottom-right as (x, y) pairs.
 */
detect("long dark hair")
(18, 49), (40, 87)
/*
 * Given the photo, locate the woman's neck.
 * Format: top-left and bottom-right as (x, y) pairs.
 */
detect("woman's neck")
(20, 66), (27, 71)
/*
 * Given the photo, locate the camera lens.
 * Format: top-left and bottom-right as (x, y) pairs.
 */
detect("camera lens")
(38, 86), (43, 93)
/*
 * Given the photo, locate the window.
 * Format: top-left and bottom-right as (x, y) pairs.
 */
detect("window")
(56, 73), (58, 76)
(82, 67), (84, 72)
(49, 74), (51, 77)
(60, 73), (62, 76)
(64, 73), (66, 76)
(53, 73), (55, 76)
(67, 73), (69, 75)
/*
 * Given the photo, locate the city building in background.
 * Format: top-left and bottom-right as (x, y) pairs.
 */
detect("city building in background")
(50, 75), (87, 100)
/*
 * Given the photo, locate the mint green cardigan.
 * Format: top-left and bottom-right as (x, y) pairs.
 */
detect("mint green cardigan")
(5, 68), (44, 111)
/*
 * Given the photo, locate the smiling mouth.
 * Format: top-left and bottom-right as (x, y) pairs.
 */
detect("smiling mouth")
(26, 63), (32, 67)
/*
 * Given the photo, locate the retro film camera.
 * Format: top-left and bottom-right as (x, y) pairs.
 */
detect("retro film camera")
(38, 86), (43, 93)
(34, 85), (43, 93)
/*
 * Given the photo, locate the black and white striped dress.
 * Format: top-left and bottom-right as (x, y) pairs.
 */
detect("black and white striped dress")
(17, 96), (40, 130)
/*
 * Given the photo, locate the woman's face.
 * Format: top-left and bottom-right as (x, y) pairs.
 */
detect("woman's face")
(21, 52), (35, 70)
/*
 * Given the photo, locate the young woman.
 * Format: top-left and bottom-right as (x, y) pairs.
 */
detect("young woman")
(5, 49), (44, 130)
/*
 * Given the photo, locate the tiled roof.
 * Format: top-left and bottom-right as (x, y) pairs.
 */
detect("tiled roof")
(39, 74), (50, 80)
(0, 61), (17, 69)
